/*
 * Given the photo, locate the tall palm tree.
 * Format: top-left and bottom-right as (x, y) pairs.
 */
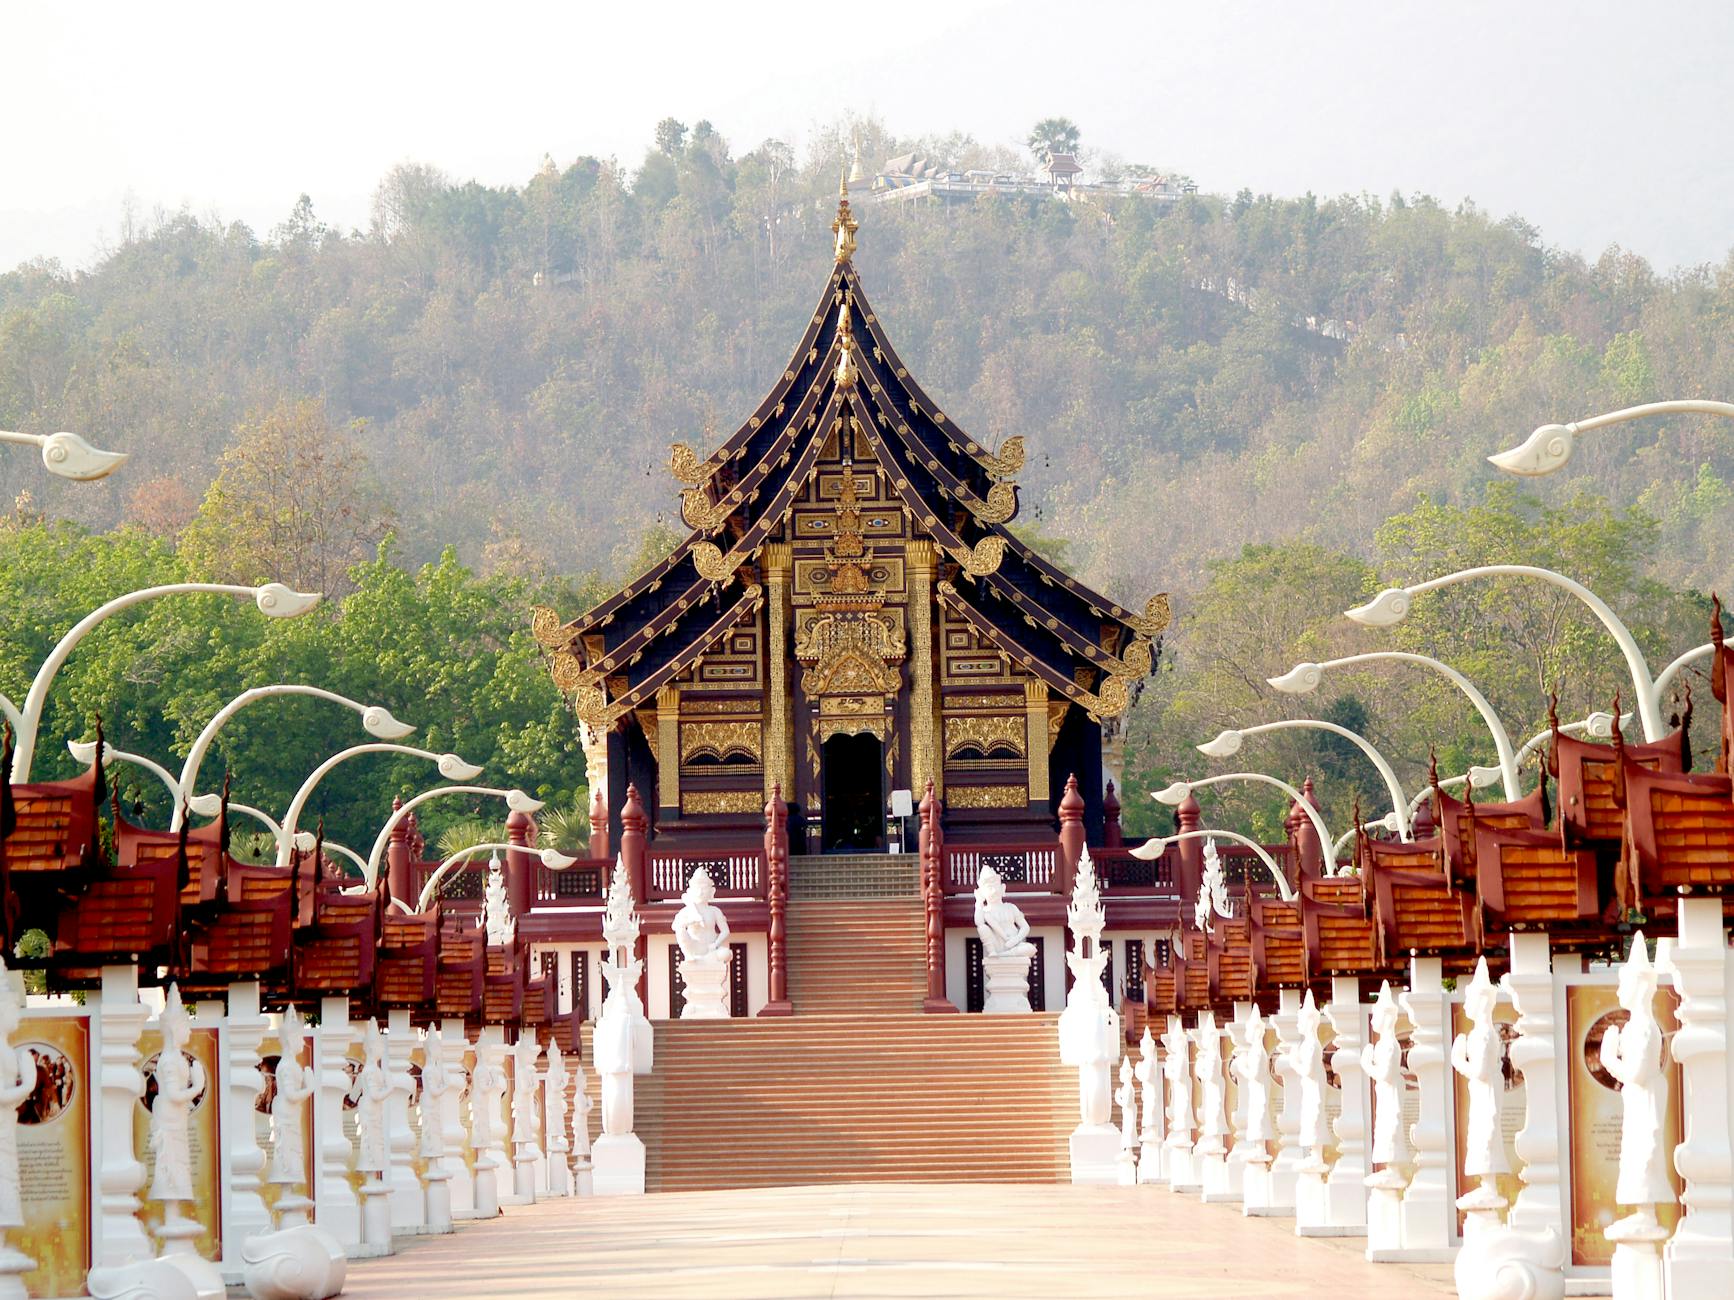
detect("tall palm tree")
(1026, 117), (1081, 166)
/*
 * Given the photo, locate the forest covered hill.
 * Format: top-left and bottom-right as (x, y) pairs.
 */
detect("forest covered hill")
(4, 116), (1731, 845)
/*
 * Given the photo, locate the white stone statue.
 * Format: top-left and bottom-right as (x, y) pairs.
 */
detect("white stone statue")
(242, 1004), (348, 1300)
(0, 956), (37, 1289)
(1115, 1056), (1139, 1185)
(974, 866), (1035, 1014)
(510, 1033), (543, 1202)
(1194, 838), (1232, 933)
(544, 1046), (571, 1197)
(1162, 1017), (1193, 1150)
(469, 1045), (503, 1151)
(1449, 957), (1510, 1193)
(1362, 981), (1408, 1186)
(1057, 850), (1120, 1183)
(1195, 1016), (1228, 1159)
(594, 859), (651, 1194)
(571, 1059), (594, 1197)
(349, 1020), (390, 1177)
(1135, 1028), (1163, 1182)
(1602, 934), (1673, 1272)
(483, 855), (516, 948)
(149, 985), (205, 1205)
(418, 1024), (454, 1233)
(672, 869), (732, 1020)
(1288, 989), (1328, 1173)
(1234, 1005), (1273, 1160)
(268, 1007), (313, 1195)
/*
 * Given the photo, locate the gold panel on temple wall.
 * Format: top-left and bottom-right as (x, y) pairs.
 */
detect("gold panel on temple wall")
(681, 790), (764, 816)
(943, 715), (1027, 759)
(763, 542), (794, 797)
(693, 621), (761, 690)
(944, 691), (1025, 712)
(792, 506), (904, 541)
(940, 606), (1014, 684)
(680, 721), (762, 764)
(657, 687), (680, 810)
(637, 708), (659, 763)
(1048, 700), (1070, 749)
(816, 469), (878, 500)
(683, 697), (759, 715)
(793, 557), (906, 602)
(948, 784), (1029, 809)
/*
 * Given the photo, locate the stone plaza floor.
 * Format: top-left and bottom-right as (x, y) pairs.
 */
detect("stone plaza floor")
(342, 1182), (1459, 1298)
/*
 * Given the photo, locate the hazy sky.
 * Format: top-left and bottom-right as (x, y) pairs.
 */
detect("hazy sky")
(4, 1), (1731, 273)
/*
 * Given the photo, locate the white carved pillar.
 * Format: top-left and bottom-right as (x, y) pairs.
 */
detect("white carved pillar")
(222, 982), (272, 1268)
(90, 965), (154, 1272)
(1263, 986), (1303, 1214)
(1503, 933), (1565, 1239)
(311, 997), (360, 1253)
(1397, 956), (1455, 1258)
(1135, 1027), (1165, 1184)
(470, 1027), (509, 1216)
(439, 1020), (474, 1216)
(1162, 1015), (1198, 1192)
(382, 1008), (424, 1232)
(1663, 898), (1733, 1296)
(1194, 1011), (1234, 1202)
(1319, 976), (1369, 1234)
(1218, 1002), (1254, 1202)
(572, 1060), (595, 1197)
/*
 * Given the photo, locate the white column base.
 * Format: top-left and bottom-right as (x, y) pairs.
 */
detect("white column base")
(678, 952), (731, 1019)
(239, 1224), (348, 1300)
(423, 1170), (453, 1235)
(1239, 1158), (1275, 1217)
(1137, 1136), (1164, 1184)
(1199, 1153), (1240, 1203)
(87, 1258), (203, 1300)
(1451, 1205), (1565, 1300)
(1242, 1153), (1293, 1216)
(1364, 1181), (1406, 1259)
(1068, 1124), (1121, 1185)
(983, 951), (1033, 1015)
(1115, 1148), (1139, 1186)
(591, 1134), (646, 1196)
(156, 1206), (224, 1300)
(355, 1179), (392, 1259)
(511, 1153), (539, 1204)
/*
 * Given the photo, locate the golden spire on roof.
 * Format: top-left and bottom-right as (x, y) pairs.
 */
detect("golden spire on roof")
(832, 170), (858, 264)
(833, 295), (859, 390)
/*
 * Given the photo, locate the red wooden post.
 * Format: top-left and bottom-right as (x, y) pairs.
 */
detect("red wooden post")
(760, 784), (794, 1016)
(620, 783), (649, 1006)
(1293, 776), (1323, 879)
(505, 807), (534, 919)
(920, 780), (956, 1013)
(588, 784), (610, 861)
(1057, 773), (1085, 898)
(1174, 790), (1203, 902)
(1103, 779), (1123, 848)
(385, 796), (412, 907)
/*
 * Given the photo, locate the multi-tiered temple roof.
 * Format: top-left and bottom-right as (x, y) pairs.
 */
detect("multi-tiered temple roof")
(536, 183), (1166, 849)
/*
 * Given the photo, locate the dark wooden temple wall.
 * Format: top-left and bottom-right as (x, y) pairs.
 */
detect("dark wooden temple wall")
(1050, 708), (1104, 843)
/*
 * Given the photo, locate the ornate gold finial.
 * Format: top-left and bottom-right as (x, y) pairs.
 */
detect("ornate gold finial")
(833, 171), (858, 264)
(833, 297), (859, 390)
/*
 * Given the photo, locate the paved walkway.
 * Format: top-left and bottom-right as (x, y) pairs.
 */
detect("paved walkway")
(343, 1183), (1457, 1298)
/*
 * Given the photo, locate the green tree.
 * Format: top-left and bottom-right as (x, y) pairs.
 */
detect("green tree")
(1025, 117), (1081, 165)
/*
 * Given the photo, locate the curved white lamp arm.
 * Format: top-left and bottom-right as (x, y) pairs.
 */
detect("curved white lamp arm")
(276, 744), (482, 865)
(1152, 772), (1336, 873)
(1345, 566), (1663, 743)
(67, 739), (182, 809)
(1654, 643), (1714, 704)
(0, 692), (21, 740)
(1131, 828), (1293, 902)
(1331, 809), (1408, 864)
(289, 834), (371, 879)
(1270, 650), (1521, 799)
(1200, 720), (1410, 838)
(1489, 400), (1734, 477)
(0, 429), (129, 480)
(413, 842), (579, 913)
(173, 684), (414, 829)
(184, 791), (285, 844)
(364, 786), (545, 888)
(13, 582), (321, 779)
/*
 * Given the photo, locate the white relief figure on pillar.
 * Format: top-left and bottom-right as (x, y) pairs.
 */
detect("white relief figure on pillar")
(1288, 990), (1328, 1174)
(1135, 1028), (1162, 1183)
(672, 869), (731, 1020)
(1363, 981), (1409, 1185)
(483, 855), (516, 948)
(1162, 1018), (1193, 1149)
(1601, 935), (1673, 1247)
(594, 859), (650, 1194)
(974, 866), (1035, 1015)
(1234, 1005), (1273, 1158)
(269, 1007), (313, 1190)
(1195, 1019), (1228, 1158)
(1449, 957), (1510, 1199)
(149, 985), (205, 1205)
(419, 1026), (451, 1163)
(0, 956), (37, 1252)
(544, 1045), (571, 1197)
(1115, 1056), (1140, 1185)
(349, 1020), (390, 1178)
(511, 1035), (543, 1151)
(469, 1047), (502, 1151)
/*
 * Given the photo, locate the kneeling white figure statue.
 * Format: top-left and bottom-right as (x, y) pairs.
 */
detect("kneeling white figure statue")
(973, 866), (1035, 1014)
(673, 868), (732, 1020)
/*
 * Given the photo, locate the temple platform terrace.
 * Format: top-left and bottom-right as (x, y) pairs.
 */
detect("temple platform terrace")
(340, 1182), (1456, 1299)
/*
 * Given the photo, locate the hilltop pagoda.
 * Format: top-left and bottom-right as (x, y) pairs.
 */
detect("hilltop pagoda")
(535, 182), (1167, 855)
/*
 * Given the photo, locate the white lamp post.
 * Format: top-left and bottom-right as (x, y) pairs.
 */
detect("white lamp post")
(363, 787), (544, 888)
(1130, 828), (1293, 900)
(1268, 651), (1522, 800)
(66, 739), (182, 808)
(1199, 721), (1411, 839)
(414, 843), (580, 913)
(1153, 774), (1337, 872)
(171, 685), (413, 829)
(282, 830), (372, 879)
(0, 428), (129, 480)
(1488, 399), (1734, 477)
(11, 582), (321, 779)
(276, 745), (482, 866)
(1344, 566), (1666, 742)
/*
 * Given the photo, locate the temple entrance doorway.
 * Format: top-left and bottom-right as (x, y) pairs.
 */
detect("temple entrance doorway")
(820, 732), (884, 852)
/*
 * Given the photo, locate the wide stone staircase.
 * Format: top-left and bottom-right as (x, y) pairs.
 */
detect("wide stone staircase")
(578, 852), (1076, 1192)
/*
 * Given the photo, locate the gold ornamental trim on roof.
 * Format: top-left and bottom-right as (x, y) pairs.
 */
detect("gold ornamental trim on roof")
(832, 174), (859, 265)
(978, 435), (1025, 480)
(1127, 592), (1173, 639)
(680, 485), (735, 533)
(948, 536), (1008, 578)
(668, 441), (713, 486)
